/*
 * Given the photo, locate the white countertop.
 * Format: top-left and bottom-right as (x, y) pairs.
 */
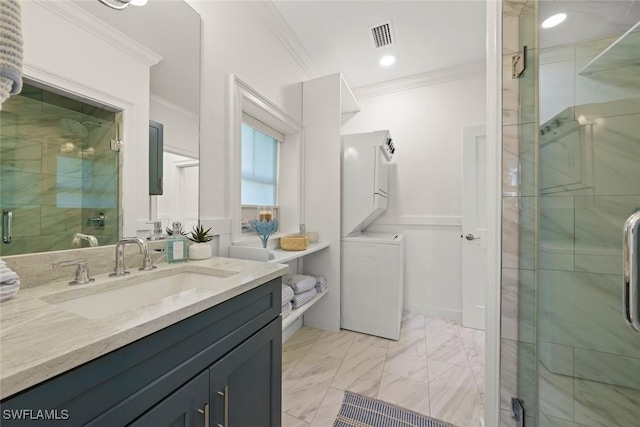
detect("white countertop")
(0, 257), (288, 400)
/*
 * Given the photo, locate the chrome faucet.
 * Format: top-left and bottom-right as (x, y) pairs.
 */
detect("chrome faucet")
(109, 237), (156, 277)
(53, 258), (95, 285)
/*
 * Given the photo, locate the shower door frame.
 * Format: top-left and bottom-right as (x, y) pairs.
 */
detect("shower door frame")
(485, 1), (504, 426)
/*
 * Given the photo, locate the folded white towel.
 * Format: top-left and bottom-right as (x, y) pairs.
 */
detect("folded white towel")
(291, 288), (316, 309)
(283, 274), (316, 294)
(281, 301), (292, 319)
(281, 284), (294, 306)
(315, 282), (327, 293)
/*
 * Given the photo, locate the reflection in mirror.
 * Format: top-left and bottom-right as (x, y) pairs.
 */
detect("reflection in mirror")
(156, 151), (199, 235)
(75, 0), (201, 239)
(0, 82), (120, 256)
(0, 0), (201, 255)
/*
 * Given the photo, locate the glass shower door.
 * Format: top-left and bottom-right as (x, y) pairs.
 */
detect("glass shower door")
(537, 2), (640, 426)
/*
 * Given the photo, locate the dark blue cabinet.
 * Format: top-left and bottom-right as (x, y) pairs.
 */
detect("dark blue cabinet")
(129, 371), (208, 427)
(209, 317), (281, 427)
(0, 278), (282, 427)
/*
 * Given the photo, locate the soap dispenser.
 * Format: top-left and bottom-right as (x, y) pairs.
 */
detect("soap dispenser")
(167, 221), (188, 263)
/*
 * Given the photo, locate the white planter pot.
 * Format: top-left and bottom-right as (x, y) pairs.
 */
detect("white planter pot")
(189, 242), (212, 260)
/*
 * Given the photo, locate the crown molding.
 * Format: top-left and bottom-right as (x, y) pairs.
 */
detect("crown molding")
(353, 61), (486, 99)
(32, 0), (163, 67)
(249, 1), (321, 79)
(150, 94), (199, 120)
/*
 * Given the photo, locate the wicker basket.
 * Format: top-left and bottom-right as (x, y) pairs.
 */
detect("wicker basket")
(280, 235), (309, 251)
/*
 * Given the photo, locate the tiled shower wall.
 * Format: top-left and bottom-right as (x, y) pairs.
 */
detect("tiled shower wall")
(500, 0), (537, 425)
(501, 1), (640, 426)
(0, 84), (119, 256)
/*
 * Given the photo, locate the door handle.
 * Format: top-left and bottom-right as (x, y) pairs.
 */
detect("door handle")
(198, 403), (210, 427)
(3, 210), (12, 243)
(623, 211), (640, 333)
(216, 386), (229, 427)
(465, 233), (480, 241)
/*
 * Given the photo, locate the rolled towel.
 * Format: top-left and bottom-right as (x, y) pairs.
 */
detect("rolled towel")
(281, 301), (292, 319)
(0, 278), (20, 302)
(291, 288), (316, 309)
(0, 0), (24, 108)
(281, 284), (294, 306)
(283, 274), (316, 294)
(0, 266), (19, 284)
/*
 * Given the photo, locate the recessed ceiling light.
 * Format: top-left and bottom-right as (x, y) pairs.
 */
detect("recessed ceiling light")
(380, 55), (396, 66)
(541, 13), (567, 29)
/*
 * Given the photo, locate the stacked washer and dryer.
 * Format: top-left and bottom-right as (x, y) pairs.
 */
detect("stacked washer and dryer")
(340, 130), (405, 340)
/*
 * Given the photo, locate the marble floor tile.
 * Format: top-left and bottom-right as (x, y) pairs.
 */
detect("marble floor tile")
(427, 359), (457, 383)
(283, 315), (486, 426)
(424, 316), (459, 334)
(377, 372), (430, 416)
(309, 387), (346, 427)
(429, 363), (482, 426)
(310, 329), (356, 359)
(400, 311), (426, 338)
(331, 342), (387, 397)
(283, 343), (313, 380)
(353, 332), (391, 349)
(384, 335), (428, 382)
(282, 351), (343, 423)
(426, 328), (469, 367)
(285, 326), (324, 350)
(282, 413), (309, 427)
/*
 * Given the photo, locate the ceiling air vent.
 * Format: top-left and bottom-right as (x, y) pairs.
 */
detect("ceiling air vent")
(370, 21), (394, 48)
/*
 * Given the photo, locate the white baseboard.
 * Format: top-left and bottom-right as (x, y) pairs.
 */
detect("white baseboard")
(405, 303), (462, 323)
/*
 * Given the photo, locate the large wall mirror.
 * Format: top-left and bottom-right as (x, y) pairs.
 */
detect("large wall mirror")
(0, 0), (201, 256)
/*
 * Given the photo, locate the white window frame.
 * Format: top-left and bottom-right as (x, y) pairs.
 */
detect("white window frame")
(227, 75), (303, 244)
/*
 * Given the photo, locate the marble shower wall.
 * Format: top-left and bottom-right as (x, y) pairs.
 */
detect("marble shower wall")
(535, 37), (640, 426)
(0, 84), (119, 256)
(501, 0), (538, 425)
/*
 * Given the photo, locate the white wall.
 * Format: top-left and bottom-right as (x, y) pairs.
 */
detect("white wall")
(342, 73), (486, 320)
(185, 1), (310, 253)
(150, 95), (199, 158)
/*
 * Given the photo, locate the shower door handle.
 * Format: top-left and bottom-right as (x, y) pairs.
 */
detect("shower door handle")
(623, 211), (640, 333)
(2, 210), (12, 243)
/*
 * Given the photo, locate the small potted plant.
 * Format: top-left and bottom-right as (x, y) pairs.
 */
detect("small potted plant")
(187, 224), (214, 260)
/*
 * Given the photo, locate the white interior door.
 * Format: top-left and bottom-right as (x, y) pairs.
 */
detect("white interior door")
(462, 125), (487, 330)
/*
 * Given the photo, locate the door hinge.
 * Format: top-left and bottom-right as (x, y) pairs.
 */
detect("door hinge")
(511, 397), (525, 427)
(110, 139), (124, 152)
(512, 46), (527, 79)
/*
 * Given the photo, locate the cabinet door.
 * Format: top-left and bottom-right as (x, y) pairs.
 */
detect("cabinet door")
(209, 317), (282, 427)
(129, 371), (208, 427)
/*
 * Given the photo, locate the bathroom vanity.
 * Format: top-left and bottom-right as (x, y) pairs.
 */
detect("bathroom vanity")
(0, 258), (286, 427)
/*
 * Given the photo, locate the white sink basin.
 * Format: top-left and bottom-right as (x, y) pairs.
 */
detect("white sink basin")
(53, 271), (231, 319)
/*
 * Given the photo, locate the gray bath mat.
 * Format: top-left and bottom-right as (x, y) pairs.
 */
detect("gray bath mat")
(334, 391), (456, 427)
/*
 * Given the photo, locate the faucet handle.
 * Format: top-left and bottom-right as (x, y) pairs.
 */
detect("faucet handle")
(53, 259), (95, 286)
